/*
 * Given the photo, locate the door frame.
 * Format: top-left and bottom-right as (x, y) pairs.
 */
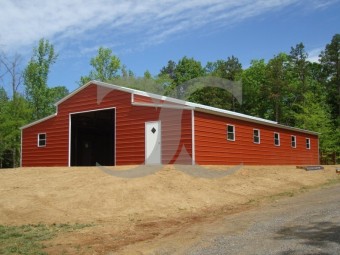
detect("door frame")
(68, 107), (116, 166)
(145, 120), (162, 165)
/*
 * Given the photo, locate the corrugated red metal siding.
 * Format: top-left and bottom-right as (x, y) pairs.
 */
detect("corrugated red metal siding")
(21, 116), (69, 166)
(160, 108), (192, 164)
(134, 94), (162, 103)
(194, 111), (319, 165)
(22, 83), (192, 166)
(133, 94), (183, 106)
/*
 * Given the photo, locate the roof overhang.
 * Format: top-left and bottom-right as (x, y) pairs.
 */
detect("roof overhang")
(21, 80), (319, 136)
(20, 113), (57, 130)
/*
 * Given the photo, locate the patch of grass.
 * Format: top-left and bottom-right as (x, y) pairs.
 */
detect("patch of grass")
(0, 223), (93, 255)
(268, 191), (295, 201)
(245, 199), (259, 205)
(322, 177), (340, 187)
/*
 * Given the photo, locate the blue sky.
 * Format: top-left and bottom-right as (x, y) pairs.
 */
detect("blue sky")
(1, 0), (339, 93)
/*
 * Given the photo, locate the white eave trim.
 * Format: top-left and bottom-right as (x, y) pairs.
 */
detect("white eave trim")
(132, 101), (194, 110)
(20, 113), (57, 130)
(55, 80), (189, 107)
(32, 80), (318, 136)
(187, 102), (277, 125)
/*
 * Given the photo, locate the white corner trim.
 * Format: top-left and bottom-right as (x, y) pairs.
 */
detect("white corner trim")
(191, 109), (195, 165)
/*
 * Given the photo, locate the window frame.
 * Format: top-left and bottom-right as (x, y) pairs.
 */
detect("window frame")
(37, 133), (47, 147)
(227, 124), (235, 141)
(274, 132), (280, 146)
(306, 138), (311, 149)
(253, 129), (260, 144)
(291, 135), (296, 148)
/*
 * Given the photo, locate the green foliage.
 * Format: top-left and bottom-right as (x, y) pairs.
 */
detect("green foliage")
(206, 56), (243, 81)
(188, 86), (236, 110)
(173, 56), (205, 86)
(46, 86), (69, 112)
(264, 53), (291, 123)
(0, 223), (93, 255)
(24, 38), (59, 120)
(163, 56), (205, 97)
(144, 70), (152, 79)
(294, 92), (335, 152)
(79, 47), (121, 85)
(159, 60), (176, 79)
(241, 59), (267, 117)
(0, 94), (32, 167)
(0, 38), (68, 167)
(1, 34), (340, 167)
(200, 56), (243, 111)
(319, 34), (340, 121)
(108, 76), (166, 95)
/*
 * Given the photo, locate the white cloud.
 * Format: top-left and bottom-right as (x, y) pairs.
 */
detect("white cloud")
(0, 0), (337, 54)
(307, 47), (323, 63)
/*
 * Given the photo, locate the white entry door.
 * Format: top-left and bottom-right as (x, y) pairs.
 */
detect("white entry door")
(145, 121), (161, 165)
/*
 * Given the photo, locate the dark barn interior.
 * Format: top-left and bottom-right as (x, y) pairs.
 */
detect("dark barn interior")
(71, 109), (115, 166)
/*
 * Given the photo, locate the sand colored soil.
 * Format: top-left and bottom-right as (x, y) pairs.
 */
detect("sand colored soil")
(0, 165), (339, 254)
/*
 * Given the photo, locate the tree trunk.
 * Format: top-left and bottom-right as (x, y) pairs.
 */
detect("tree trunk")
(12, 148), (16, 168)
(275, 100), (279, 123)
(333, 152), (337, 165)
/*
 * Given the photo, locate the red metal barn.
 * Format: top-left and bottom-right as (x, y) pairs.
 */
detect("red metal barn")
(21, 81), (319, 167)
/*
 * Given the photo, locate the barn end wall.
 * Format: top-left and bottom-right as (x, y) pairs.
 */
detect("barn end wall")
(22, 116), (68, 166)
(21, 83), (192, 167)
(194, 111), (319, 165)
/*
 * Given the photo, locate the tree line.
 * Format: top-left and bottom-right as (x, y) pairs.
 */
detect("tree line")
(0, 39), (69, 167)
(0, 35), (339, 167)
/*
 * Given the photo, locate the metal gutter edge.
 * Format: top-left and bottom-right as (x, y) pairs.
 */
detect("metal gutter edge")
(20, 113), (57, 130)
(131, 102), (194, 110)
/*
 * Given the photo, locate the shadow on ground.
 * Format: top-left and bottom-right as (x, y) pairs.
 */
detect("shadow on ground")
(275, 221), (340, 255)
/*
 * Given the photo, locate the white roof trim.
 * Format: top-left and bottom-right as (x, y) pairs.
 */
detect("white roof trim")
(24, 80), (318, 135)
(55, 80), (188, 106)
(132, 102), (194, 110)
(186, 101), (277, 124)
(20, 113), (57, 130)
(58, 80), (277, 124)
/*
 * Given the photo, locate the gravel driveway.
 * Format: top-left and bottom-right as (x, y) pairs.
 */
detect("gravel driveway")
(187, 185), (340, 255)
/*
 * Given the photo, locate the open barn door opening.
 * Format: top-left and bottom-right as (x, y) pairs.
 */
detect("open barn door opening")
(70, 108), (115, 166)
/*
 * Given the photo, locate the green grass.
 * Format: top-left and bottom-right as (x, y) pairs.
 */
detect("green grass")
(269, 191), (295, 200)
(0, 223), (93, 255)
(266, 176), (340, 203)
(322, 176), (340, 187)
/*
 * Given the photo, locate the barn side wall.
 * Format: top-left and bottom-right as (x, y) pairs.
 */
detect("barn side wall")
(22, 116), (68, 167)
(21, 84), (192, 167)
(194, 111), (319, 165)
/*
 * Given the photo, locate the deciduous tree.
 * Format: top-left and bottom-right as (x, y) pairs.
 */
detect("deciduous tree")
(24, 38), (58, 120)
(79, 47), (121, 85)
(320, 34), (340, 122)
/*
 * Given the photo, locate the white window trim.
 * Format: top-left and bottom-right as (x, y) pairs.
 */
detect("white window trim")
(227, 124), (235, 141)
(291, 135), (297, 148)
(274, 132), (280, 146)
(306, 138), (311, 149)
(253, 129), (260, 144)
(37, 133), (46, 147)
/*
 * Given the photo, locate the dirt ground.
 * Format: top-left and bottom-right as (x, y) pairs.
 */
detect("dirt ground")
(0, 165), (339, 254)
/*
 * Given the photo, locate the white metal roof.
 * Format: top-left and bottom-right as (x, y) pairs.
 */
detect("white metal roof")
(23, 80), (319, 135)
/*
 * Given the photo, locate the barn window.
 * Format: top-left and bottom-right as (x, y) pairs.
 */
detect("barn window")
(306, 138), (311, 149)
(227, 125), (235, 141)
(38, 133), (46, 147)
(274, 132), (280, 146)
(291, 135), (296, 148)
(253, 129), (260, 144)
